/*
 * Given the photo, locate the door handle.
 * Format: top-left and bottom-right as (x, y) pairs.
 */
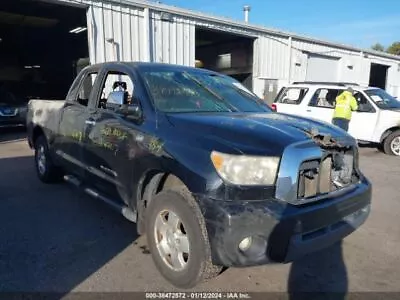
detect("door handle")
(306, 109), (312, 112)
(85, 120), (96, 126)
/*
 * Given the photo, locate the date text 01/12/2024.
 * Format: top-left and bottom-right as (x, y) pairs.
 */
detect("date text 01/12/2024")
(145, 292), (251, 299)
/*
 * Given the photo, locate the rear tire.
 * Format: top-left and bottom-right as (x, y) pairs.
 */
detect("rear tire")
(383, 130), (400, 156)
(34, 135), (64, 183)
(145, 188), (221, 288)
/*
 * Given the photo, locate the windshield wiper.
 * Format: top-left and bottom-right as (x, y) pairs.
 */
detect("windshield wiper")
(183, 72), (236, 112)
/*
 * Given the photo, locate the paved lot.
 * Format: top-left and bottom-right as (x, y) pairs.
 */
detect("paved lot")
(1, 129), (400, 294)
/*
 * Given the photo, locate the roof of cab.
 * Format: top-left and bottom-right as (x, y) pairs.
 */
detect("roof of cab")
(86, 61), (216, 74)
(286, 81), (374, 90)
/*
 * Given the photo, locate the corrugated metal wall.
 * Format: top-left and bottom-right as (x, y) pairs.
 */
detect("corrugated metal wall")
(150, 12), (195, 66)
(50, 0), (400, 97)
(253, 34), (289, 79)
(87, 3), (147, 63)
(87, 3), (195, 65)
(57, 0), (195, 66)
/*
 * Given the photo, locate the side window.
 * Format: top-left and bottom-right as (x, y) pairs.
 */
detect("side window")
(76, 73), (98, 107)
(97, 72), (135, 110)
(275, 87), (309, 105)
(354, 92), (375, 113)
(309, 88), (340, 108)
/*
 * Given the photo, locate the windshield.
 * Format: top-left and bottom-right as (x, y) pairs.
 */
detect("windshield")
(141, 70), (271, 113)
(365, 89), (400, 109)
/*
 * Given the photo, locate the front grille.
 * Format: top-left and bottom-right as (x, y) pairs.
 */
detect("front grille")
(297, 148), (357, 200)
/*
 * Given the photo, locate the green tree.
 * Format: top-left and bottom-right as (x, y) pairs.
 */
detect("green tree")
(386, 42), (400, 55)
(371, 43), (385, 52)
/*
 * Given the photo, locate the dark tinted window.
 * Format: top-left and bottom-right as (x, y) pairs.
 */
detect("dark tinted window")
(354, 91), (375, 113)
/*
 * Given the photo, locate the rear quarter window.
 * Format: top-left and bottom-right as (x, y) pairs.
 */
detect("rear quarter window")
(275, 87), (309, 105)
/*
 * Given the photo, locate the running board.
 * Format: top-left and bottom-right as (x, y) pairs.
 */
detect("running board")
(63, 175), (137, 223)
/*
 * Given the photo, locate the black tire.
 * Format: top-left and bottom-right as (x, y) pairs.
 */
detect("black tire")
(377, 143), (384, 153)
(34, 135), (64, 183)
(146, 188), (222, 288)
(383, 130), (400, 156)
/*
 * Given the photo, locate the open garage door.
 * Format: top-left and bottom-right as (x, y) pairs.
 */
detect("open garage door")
(0, 0), (89, 102)
(195, 28), (255, 90)
(306, 53), (339, 82)
(369, 63), (388, 89)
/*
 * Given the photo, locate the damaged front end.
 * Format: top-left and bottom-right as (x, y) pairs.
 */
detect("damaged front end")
(298, 129), (359, 199)
(275, 128), (361, 205)
(199, 128), (370, 267)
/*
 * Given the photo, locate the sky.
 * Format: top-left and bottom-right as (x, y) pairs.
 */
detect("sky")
(162, 0), (400, 50)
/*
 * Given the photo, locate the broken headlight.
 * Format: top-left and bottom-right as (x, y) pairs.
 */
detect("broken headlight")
(210, 151), (280, 185)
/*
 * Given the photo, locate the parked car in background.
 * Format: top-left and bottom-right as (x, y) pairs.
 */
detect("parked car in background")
(26, 63), (371, 288)
(0, 83), (28, 129)
(272, 82), (400, 156)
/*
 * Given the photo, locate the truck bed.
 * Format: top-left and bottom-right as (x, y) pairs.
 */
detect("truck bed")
(27, 99), (65, 137)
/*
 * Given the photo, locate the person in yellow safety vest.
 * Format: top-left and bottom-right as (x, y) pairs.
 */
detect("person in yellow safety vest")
(332, 87), (358, 132)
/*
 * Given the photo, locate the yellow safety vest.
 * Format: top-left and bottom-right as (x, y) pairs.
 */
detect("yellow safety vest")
(333, 91), (358, 120)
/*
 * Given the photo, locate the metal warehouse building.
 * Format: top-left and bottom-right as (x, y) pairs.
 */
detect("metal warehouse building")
(1, 0), (400, 102)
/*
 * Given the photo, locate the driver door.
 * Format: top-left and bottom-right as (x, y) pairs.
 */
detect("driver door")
(82, 68), (139, 202)
(348, 91), (378, 141)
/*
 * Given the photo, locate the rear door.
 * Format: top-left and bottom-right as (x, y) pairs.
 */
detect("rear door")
(274, 86), (310, 117)
(304, 88), (342, 124)
(54, 70), (100, 177)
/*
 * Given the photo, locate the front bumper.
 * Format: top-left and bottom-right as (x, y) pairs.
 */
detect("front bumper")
(198, 176), (371, 267)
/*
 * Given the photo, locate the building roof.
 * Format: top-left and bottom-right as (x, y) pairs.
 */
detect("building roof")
(119, 0), (400, 62)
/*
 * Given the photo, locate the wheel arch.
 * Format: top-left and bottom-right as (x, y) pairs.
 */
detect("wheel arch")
(136, 170), (191, 235)
(380, 126), (400, 143)
(31, 125), (46, 147)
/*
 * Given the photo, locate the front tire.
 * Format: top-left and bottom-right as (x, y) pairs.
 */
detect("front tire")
(146, 188), (221, 288)
(34, 135), (64, 183)
(383, 130), (400, 156)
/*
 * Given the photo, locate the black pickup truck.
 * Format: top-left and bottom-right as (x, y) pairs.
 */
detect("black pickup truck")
(27, 62), (372, 288)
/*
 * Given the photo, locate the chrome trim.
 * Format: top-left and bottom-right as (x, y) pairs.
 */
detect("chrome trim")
(275, 138), (357, 205)
(85, 120), (96, 126)
(275, 140), (322, 204)
(100, 165), (118, 177)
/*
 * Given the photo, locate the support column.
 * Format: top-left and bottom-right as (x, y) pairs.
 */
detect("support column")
(287, 36), (293, 84)
(143, 7), (152, 62)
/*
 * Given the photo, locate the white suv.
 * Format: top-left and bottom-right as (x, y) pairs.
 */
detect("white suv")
(272, 82), (400, 156)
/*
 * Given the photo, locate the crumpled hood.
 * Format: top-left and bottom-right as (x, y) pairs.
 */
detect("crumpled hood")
(166, 112), (352, 155)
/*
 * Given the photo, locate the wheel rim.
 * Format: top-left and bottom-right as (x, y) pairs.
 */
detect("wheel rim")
(37, 145), (46, 175)
(154, 209), (190, 272)
(390, 137), (400, 156)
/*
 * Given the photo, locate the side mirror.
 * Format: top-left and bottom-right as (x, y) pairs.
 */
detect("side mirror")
(106, 91), (142, 120)
(106, 91), (125, 109)
(125, 103), (143, 120)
